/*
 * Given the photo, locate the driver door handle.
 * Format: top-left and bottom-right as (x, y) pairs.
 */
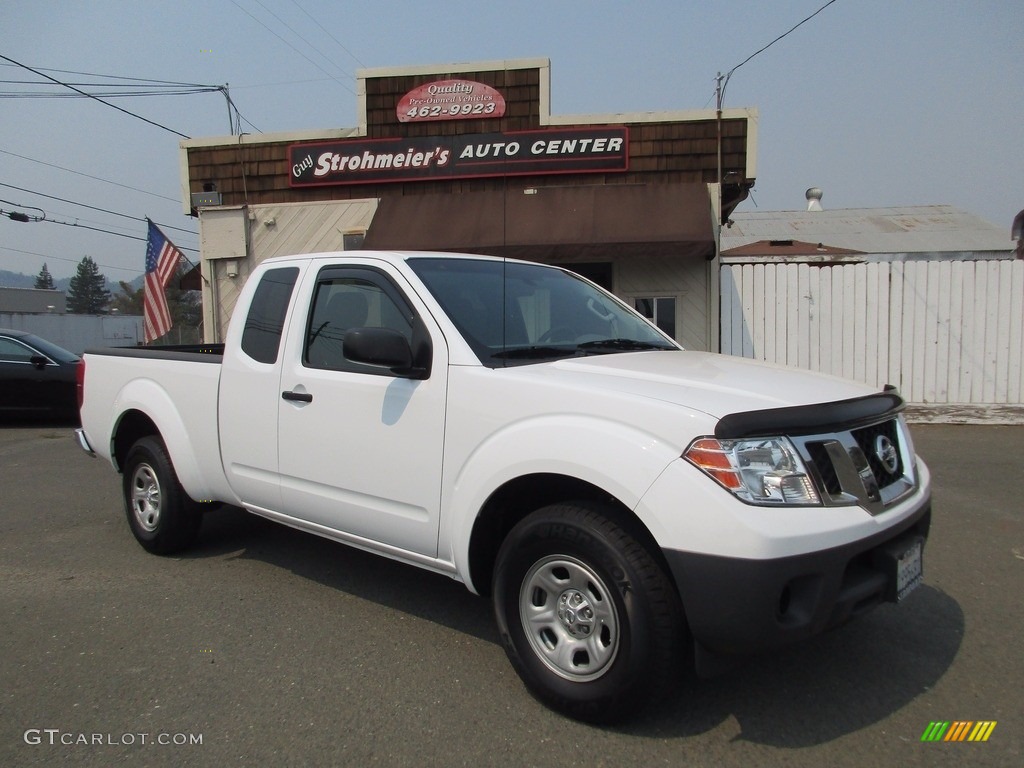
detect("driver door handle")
(281, 390), (313, 403)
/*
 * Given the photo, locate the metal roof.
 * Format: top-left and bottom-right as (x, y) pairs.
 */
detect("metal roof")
(721, 205), (1012, 255)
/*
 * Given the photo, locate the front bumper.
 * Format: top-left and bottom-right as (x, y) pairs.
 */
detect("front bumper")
(663, 493), (931, 674)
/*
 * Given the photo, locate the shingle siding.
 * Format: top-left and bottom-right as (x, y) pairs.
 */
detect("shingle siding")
(185, 62), (749, 208)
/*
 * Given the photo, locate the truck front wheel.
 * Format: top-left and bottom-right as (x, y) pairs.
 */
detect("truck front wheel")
(492, 501), (684, 723)
(122, 436), (202, 555)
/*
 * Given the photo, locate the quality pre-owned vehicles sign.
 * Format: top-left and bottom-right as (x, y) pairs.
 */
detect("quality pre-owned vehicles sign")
(396, 79), (506, 123)
(288, 128), (628, 187)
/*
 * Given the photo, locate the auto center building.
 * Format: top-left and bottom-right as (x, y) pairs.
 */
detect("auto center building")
(180, 58), (757, 350)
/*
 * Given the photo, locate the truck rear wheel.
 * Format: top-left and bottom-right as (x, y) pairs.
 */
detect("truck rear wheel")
(492, 501), (684, 723)
(122, 436), (202, 555)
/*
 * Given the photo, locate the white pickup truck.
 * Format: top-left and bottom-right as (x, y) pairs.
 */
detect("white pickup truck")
(76, 251), (931, 723)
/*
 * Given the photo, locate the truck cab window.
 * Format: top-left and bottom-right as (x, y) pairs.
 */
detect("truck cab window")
(305, 273), (414, 372)
(240, 267), (300, 364)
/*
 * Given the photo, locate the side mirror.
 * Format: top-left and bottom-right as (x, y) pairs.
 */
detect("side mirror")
(343, 328), (428, 379)
(29, 355), (49, 370)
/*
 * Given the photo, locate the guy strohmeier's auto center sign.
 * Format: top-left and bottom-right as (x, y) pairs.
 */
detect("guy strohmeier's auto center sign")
(288, 127), (628, 187)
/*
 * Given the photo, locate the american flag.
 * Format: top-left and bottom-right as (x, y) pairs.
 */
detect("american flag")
(143, 220), (183, 343)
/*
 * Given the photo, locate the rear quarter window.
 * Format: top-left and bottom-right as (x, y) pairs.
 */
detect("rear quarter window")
(241, 267), (300, 364)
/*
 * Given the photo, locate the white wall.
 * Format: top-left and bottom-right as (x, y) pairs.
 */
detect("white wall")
(0, 313), (143, 354)
(616, 255), (712, 352)
(199, 200), (378, 341)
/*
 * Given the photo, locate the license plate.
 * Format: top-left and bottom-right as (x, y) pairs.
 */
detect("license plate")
(895, 540), (923, 602)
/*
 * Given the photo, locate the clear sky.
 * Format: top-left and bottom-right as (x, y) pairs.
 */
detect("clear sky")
(1, 0), (1021, 280)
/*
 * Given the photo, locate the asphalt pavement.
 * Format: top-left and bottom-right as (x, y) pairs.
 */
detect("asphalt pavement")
(0, 421), (1020, 767)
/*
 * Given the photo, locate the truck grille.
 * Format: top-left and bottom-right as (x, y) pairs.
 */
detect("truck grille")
(795, 418), (916, 515)
(805, 442), (841, 495)
(853, 420), (904, 490)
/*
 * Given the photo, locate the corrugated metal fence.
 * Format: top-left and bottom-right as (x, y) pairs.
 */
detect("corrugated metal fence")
(720, 259), (1024, 411)
(0, 313), (143, 355)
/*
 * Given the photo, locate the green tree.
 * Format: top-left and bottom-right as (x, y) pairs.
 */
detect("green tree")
(34, 263), (55, 289)
(66, 256), (111, 314)
(109, 278), (203, 343)
(109, 280), (143, 315)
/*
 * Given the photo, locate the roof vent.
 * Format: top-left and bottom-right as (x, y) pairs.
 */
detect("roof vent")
(806, 187), (823, 212)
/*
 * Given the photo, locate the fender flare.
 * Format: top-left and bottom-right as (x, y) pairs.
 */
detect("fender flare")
(443, 414), (683, 592)
(109, 378), (214, 502)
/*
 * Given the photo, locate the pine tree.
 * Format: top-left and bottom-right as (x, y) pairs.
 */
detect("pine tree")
(34, 263), (55, 290)
(108, 279), (203, 343)
(109, 280), (144, 315)
(66, 256), (111, 314)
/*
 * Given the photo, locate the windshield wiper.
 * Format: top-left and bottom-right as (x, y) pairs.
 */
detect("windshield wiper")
(491, 346), (578, 360)
(575, 339), (676, 354)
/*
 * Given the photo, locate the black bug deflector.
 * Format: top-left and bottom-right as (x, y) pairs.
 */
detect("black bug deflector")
(714, 388), (906, 440)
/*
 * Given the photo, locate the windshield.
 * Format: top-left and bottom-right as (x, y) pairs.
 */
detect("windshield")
(408, 257), (677, 367)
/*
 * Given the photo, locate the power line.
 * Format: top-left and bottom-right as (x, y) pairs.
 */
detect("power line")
(0, 149), (180, 203)
(228, 0), (355, 96)
(0, 87), (222, 99)
(40, 218), (146, 241)
(0, 207), (140, 242)
(228, 76), (340, 90)
(1, 198), (45, 221)
(0, 182), (197, 237)
(0, 79), (218, 89)
(718, 0), (841, 104)
(251, 0), (354, 81)
(221, 87), (262, 134)
(0, 245), (145, 276)
(0, 53), (191, 139)
(0, 61), (218, 88)
(38, 218), (198, 253)
(11, 206), (143, 237)
(289, 0), (364, 68)
(1, 203), (198, 254)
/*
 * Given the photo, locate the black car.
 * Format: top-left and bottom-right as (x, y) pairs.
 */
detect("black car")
(0, 329), (81, 421)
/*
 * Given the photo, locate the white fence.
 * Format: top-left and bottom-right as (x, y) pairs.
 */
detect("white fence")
(0, 313), (143, 355)
(720, 259), (1024, 418)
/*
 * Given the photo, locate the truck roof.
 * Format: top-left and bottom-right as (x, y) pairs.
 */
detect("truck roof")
(258, 250), (535, 268)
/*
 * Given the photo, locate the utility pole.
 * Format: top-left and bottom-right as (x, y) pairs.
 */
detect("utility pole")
(715, 72), (725, 215)
(221, 84), (234, 135)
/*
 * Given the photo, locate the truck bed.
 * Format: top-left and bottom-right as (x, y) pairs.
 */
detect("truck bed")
(78, 345), (233, 505)
(84, 343), (225, 363)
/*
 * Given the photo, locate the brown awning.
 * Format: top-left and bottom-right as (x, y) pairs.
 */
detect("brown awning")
(361, 184), (715, 260)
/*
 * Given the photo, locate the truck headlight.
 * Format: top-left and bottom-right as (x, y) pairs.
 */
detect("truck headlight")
(683, 437), (820, 506)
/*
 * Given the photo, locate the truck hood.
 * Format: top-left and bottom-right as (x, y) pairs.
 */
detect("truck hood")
(533, 350), (879, 420)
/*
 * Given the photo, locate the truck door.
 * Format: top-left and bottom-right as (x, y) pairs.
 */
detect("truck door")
(219, 266), (301, 511)
(276, 265), (447, 558)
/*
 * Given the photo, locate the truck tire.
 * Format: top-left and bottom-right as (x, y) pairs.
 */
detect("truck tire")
(492, 501), (684, 723)
(122, 435), (202, 555)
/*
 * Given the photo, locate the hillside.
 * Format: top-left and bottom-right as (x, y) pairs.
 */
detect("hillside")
(0, 268), (137, 295)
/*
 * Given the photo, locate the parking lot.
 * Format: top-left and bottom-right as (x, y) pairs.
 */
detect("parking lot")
(0, 421), (1020, 767)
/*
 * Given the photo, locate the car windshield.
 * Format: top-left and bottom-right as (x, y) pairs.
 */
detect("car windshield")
(407, 257), (677, 367)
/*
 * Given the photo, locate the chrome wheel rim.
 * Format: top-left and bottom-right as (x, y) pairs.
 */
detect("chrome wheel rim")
(519, 555), (620, 682)
(130, 463), (161, 533)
